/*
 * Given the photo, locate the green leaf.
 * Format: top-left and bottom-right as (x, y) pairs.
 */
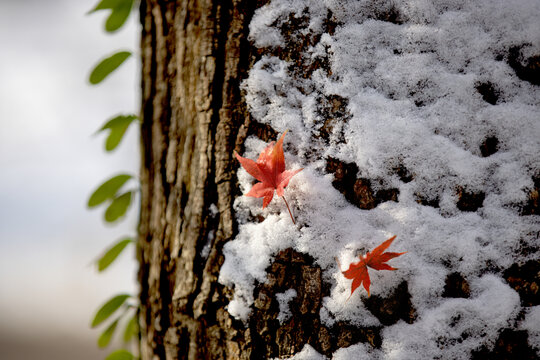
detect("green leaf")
(104, 2), (132, 32)
(98, 115), (138, 151)
(89, 51), (131, 85)
(105, 349), (134, 360)
(98, 318), (119, 348)
(88, 174), (132, 208)
(104, 192), (132, 222)
(97, 238), (134, 272)
(89, 0), (134, 33)
(90, 0), (125, 12)
(92, 294), (130, 328)
(123, 314), (138, 343)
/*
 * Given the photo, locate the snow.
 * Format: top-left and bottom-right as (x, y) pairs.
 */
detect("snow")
(219, 0), (540, 358)
(380, 275), (520, 359)
(276, 289), (297, 323)
(333, 342), (381, 360)
(275, 344), (327, 360)
(521, 306), (540, 351)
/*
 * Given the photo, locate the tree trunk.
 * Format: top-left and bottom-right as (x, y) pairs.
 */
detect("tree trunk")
(136, 3), (366, 359)
(137, 1), (540, 359)
(138, 1), (335, 358)
(138, 0), (265, 358)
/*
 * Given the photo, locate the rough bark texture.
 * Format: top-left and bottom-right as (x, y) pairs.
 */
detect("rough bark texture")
(137, 1), (539, 359)
(137, 0), (259, 358)
(137, 4), (414, 358)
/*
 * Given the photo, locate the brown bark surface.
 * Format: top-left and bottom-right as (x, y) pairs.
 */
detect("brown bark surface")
(137, 0), (277, 358)
(136, 3), (401, 358)
(138, 0), (250, 358)
(137, 1), (539, 359)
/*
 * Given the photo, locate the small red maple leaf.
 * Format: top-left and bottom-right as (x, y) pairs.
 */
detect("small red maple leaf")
(234, 130), (302, 223)
(338, 235), (406, 298)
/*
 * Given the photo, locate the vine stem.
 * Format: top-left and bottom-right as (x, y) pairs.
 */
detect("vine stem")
(281, 195), (296, 225)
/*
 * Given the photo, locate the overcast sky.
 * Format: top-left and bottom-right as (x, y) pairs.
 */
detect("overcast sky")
(0, 0), (140, 356)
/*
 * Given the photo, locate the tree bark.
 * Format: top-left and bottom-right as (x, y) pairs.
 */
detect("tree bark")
(137, 2), (422, 359)
(137, 1), (539, 360)
(138, 1), (262, 359)
(137, 1), (336, 358)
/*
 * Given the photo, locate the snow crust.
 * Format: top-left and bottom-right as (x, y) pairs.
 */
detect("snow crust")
(219, 0), (540, 358)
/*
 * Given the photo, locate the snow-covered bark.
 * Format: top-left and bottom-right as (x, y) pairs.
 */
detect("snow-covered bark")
(222, 0), (540, 358)
(138, 0), (539, 359)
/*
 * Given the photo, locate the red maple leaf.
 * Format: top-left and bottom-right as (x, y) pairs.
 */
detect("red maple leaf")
(235, 130), (302, 223)
(338, 235), (406, 298)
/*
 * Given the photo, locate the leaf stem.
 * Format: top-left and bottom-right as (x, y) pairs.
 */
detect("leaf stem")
(281, 195), (296, 225)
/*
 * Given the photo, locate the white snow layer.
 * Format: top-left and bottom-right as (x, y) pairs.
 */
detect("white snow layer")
(219, 0), (540, 358)
(521, 306), (540, 350)
(276, 289), (298, 323)
(277, 344), (327, 360)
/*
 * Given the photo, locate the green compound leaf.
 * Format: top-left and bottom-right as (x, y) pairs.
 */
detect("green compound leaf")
(105, 349), (134, 360)
(98, 318), (119, 348)
(92, 294), (130, 328)
(98, 114), (138, 152)
(88, 174), (132, 208)
(97, 238), (134, 272)
(104, 191), (132, 223)
(89, 0), (134, 33)
(89, 51), (131, 85)
(123, 314), (138, 343)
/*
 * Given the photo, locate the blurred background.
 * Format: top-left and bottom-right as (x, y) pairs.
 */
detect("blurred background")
(0, 0), (139, 358)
